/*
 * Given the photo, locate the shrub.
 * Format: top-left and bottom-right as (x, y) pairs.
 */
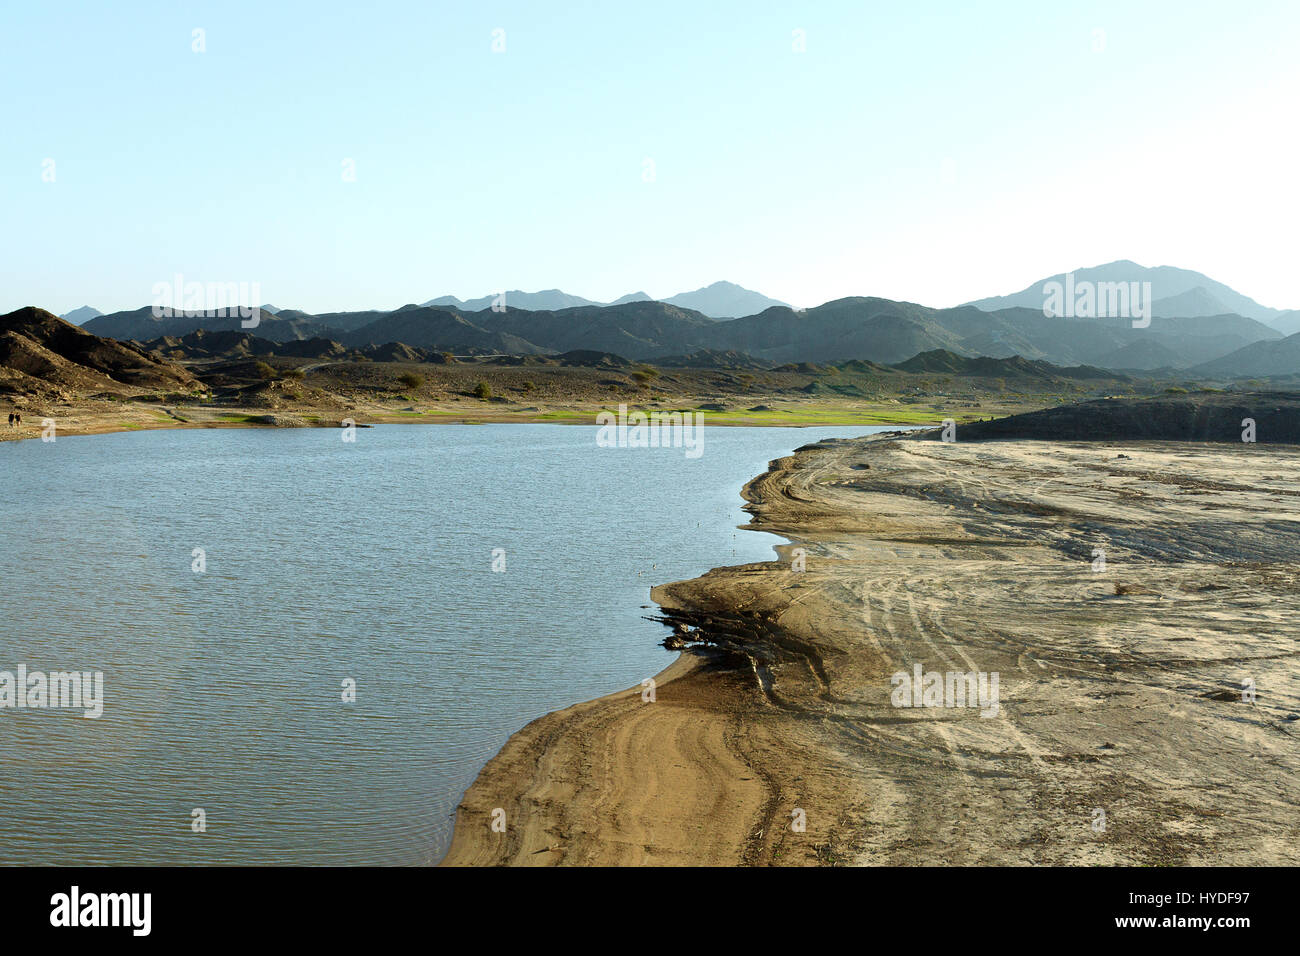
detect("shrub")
(473, 381), (492, 400)
(398, 372), (424, 390)
(282, 368), (305, 381)
(253, 361), (276, 380)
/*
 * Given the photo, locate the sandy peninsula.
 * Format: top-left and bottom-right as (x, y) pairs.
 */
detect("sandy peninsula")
(443, 414), (1300, 865)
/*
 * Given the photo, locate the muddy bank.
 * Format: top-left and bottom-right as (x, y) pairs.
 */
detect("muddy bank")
(443, 424), (1300, 865)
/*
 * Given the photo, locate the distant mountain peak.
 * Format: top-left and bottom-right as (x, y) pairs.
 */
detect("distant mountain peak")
(965, 261), (1284, 327)
(658, 281), (790, 318)
(60, 305), (103, 325)
(609, 291), (651, 305)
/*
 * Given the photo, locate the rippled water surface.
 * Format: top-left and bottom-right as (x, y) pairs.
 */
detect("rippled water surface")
(0, 422), (897, 864)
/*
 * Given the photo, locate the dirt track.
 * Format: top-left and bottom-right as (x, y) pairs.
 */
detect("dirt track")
(442, 435), (1300, 865)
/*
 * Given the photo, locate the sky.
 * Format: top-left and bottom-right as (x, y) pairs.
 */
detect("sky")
(3, 0), (1299, 316)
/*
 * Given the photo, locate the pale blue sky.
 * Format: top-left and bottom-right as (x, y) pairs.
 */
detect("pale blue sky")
(4, 0), (1298, 315)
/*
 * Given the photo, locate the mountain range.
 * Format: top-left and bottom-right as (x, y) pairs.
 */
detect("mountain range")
(68, 263), (1300, 380)
(75, 296), (1291, 380)
(420, 280), (788, 318)
(3, 307), (1146, 413)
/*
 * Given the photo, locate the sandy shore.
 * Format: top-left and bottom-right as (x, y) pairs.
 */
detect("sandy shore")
(443, 434), (1300, 865)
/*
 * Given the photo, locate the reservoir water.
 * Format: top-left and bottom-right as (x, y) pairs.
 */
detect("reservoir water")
(0, 423), (897, 864)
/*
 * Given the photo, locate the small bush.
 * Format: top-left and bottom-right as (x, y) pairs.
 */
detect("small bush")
(398, 372), (424, 390)
(253, 361), (276, 380)
(282, 367), (305, 381)
(473, 381), (492, 400)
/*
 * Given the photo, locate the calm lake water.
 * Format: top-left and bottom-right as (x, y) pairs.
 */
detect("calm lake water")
(0, 422), (898, 865)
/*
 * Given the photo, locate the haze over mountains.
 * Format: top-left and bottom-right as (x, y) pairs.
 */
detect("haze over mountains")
(966, 259), (1298, 332)
(70, 263), (1300, 381)
(420, 280), (789, 318)
(60, 305), (103, 325)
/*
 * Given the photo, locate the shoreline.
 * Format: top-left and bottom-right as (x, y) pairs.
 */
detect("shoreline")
(437, 443), (833, 867)
(442, 431), (1300, 865)
(0, 405), (942, 444)
(438, 438), (863, 867)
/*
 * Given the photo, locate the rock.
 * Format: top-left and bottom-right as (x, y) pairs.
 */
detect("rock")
(1201, 688), (1246, 702)
(248, 414), (309, 427)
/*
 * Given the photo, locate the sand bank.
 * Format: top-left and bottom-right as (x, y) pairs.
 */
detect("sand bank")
(443, 433), (1300, 865)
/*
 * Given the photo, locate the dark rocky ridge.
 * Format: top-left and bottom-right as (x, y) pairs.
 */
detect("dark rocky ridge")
(944, 391), (1300, 443)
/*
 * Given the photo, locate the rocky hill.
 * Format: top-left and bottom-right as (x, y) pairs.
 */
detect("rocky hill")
(1, 307), (196, 397)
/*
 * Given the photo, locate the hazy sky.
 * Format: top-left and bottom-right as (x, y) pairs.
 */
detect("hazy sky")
(4, 0), (1298, 315)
